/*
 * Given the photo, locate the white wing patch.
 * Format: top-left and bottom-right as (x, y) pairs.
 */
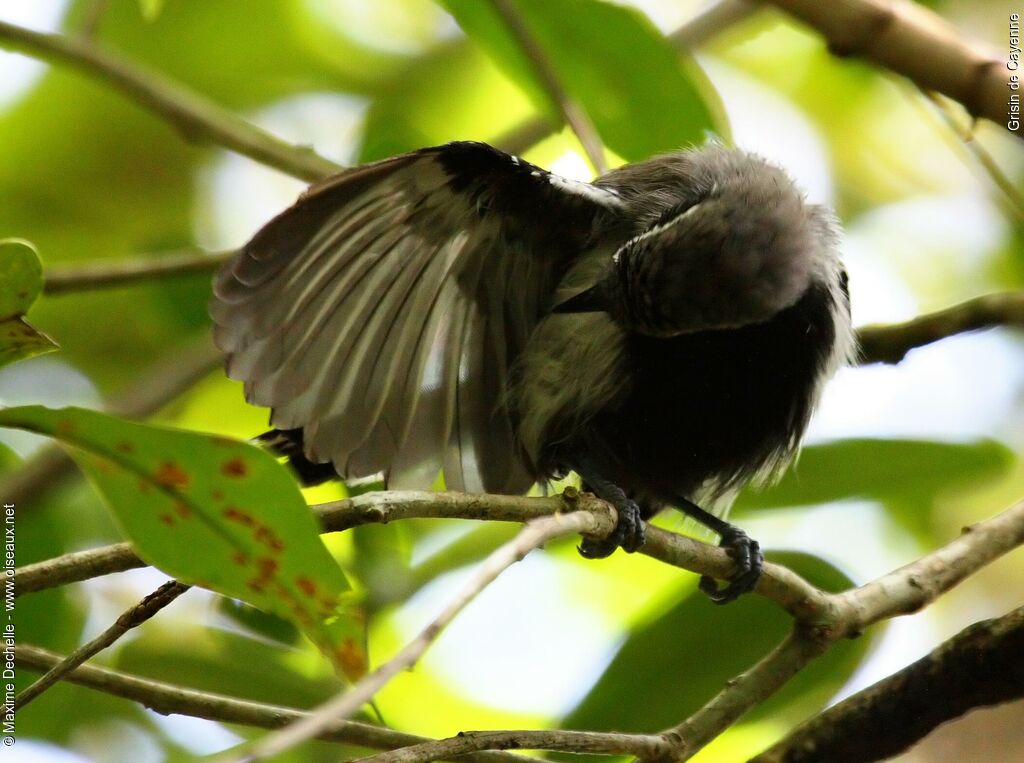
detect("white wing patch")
(547, 173), (623, 208)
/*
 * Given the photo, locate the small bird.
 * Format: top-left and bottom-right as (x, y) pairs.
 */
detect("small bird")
(210, 141), (854, 603)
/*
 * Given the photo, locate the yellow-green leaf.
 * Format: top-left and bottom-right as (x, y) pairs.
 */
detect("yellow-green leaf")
(0, 239), (57, 368)
(138, 0), (167, 22)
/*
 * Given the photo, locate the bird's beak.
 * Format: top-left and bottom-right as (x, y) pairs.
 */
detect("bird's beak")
(552, 284), (609, 314)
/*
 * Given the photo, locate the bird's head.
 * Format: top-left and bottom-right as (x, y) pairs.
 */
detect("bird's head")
(554, 149), (830, 337)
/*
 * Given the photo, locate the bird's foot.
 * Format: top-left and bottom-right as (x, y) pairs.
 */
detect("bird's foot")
(578, 496), (646, 559)
(698, 527), (763, 605)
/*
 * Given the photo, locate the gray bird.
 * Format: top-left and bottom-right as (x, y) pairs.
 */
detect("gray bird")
(210, 141), (854, 602)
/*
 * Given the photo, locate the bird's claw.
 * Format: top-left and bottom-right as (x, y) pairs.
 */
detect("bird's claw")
(698, 527), (763, 604)
(578, 498), (646, 559)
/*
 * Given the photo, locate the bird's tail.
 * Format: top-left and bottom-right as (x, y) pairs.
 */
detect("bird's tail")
(256, 428), (339, 486)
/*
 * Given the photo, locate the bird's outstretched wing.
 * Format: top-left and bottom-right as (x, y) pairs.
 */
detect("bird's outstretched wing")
(210, 141), (622, 493)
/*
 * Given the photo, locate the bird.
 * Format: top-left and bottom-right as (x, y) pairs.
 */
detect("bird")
(210, 140), (855, 603)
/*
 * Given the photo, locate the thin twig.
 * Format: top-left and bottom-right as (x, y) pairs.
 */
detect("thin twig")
(0, 20), (341, 181)
(495, 1), (762, 156)
(14, 644), (531, 763)
(755, 0), (1018, 138)
(669, 0), (759, 49)
(657, 497), (1024, 761)
(354, 728), (670, 763)
(918, 90), (1024, 221)
(44, 249), (235, 295)
(856, 291), (1024, 365)
(16, 580), (190, 708)
(233, 511), (607, 762)
(750, 604), (1024, 763)
(491, 117), (558, 157)
(485, 0), (607, 174)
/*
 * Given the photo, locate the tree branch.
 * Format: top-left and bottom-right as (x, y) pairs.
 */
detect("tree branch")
(750, 604), (1024, 763)
(354, 728), (669, 763)
(856, 291), (1024, 365)
(43, 249), (235, 295)
(14, 644), (532, 763)
(15, 542), (141, 595)
(14, 489), (826, 622)
(484, 0), (607, 174)
(236, 511), (607, 761)
(0, 20), (342, 182)
(756, 0), (1018, 139)
(656, 497), (1024, 761)
(17, 580), (190, 708)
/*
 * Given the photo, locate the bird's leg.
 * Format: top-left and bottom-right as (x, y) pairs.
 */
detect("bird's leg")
(573, 458), (646, 558)
(676, 497), (763, 604)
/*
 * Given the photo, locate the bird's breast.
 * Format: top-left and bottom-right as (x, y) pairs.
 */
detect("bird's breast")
(524, 280), (841, 502)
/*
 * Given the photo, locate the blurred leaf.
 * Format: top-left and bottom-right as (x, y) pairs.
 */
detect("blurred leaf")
(414, 522), (519, 582)
(442, 0), (727, 161)
(0, 0), (357, 390)
(353, 522), (413, 614)
(116, 627), (343, 708)
(0, 441), (19, 472)
(0, 405), (367, 679)
(0, 238), (43, 317)
(359, 41), (535, 161)
(13, 491), (85, 664)
(561, 552), (872, 739)
(217, 597), (301, 646)
(138, 0), (166, 21)
(0, 239), (58, 368)
(735, 438), (1014, 512)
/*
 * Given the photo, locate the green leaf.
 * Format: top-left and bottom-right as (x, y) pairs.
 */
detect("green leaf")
(0, 405), (367, 680)
(735, 438), (1015, 512)
(0, 239), (57, 368)
(217, 597), (301, 646)
(353, 522), (413, 614)
(359, 41), (535, 162)
(442, 0), (727, 161)
(561, 552), (873, 737)
(116, 628), (343, 709)
(138, 0), (167, 21)
(0, 238), (43, 318)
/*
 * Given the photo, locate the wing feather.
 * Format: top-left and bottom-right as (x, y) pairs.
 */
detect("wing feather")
(210, 141), (622, 492)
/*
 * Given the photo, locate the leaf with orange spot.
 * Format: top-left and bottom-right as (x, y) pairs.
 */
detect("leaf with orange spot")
(0, 405), (362, 679)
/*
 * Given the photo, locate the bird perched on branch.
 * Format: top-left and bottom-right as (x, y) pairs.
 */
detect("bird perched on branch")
(210, 141), (854, 603)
